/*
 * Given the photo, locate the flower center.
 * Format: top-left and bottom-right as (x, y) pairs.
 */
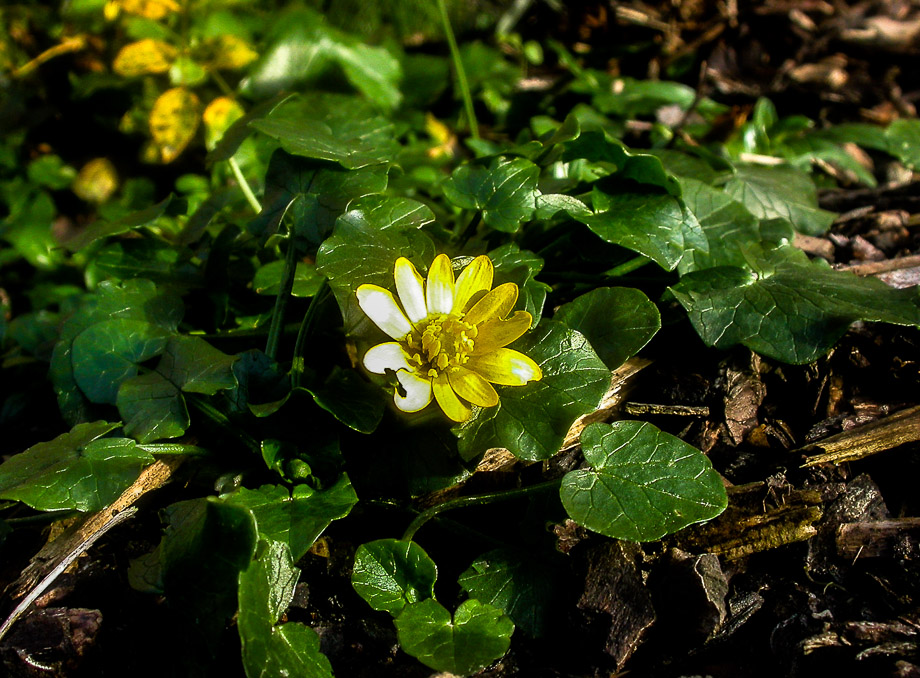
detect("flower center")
(405, 314), (478, 378)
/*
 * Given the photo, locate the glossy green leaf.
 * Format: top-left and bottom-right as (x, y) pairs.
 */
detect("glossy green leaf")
(50, 278), (183, 424)
(563, 131), (681, 196)
(534, 193), (592, 220)
(248, 149), (388, 247)
(723, 164), (835, 236)
(72, 319), (170, 404)
(458, 548), (564, 638)
(0, 421), (153, 512)
(345, 195), (435, 231)
(315, 211), (436, 337)
(578, 190), (706, 271)
(1, 188), (63, 269)
(116, 335), (237, 443)
(457, 321), (610, 462)
(442, 157), (539, 233)
(238, 540), (333, 678)
(561, 421), (727, 541)
(670, 244), (920, 363)
(254, 260), (324, 297)
(677, 177), (771, 272)
(352, 539), (437, 616)
(885, 119), (920, 169)
(87, 240), (184, 284)
(60, 194), (187, 251)
(305, 367), (386, 434)
(488, 243), (550, 325)
(250, 111), (398, 170)
(223, 475), (358, 561)
(160, 498), (258, 651)
(394, 598), (514, 675)
(554, 287), (660, 369)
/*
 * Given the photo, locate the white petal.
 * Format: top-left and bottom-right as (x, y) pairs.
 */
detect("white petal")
(394, 370), (433, 412)
(356, 285), (412, 339)
(363, 342), (412, 374)
(425, 254), (455, 315)
(394, 258), (427, 324)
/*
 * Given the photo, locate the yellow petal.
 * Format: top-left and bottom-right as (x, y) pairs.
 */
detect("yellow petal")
(473, 311), (533, 354)
(426, 254), (454, 315)
(394, 370), (432, 412)
(468, 348), (542, 386)
(448, 367), (499, 408)
(433, 372), (471, 422)
(453, 255), (493, 314)
(464, 282), (518, 326)
(363, 342), (412, 374)
(394, 257), (427, 324)
(356, 284), (412, 339)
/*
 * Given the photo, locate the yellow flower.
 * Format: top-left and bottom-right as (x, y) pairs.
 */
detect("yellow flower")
(357, 254), (542, 422)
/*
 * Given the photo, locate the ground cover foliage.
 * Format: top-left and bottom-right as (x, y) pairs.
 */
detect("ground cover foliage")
(2, 0), (920, 676)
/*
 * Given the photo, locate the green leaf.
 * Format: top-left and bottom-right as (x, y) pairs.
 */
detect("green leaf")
(248, 149), (388, 247)
(60, 194), (187, 251)
(488, 243), (550, 326)
(254, 260), (325, 297)
(554, 287), (660, 369)
(72, 319), (171, 404)
(723, 164), (835, 236)
(670, 244), (920, 363)
(223, 475), (358, 561)
(394, 598), (514, 675)
(116, 335), (237, 443)
(305, 367), (386, 434)
(458, 548), (564, 638)
(563, 131), (682, 196)
(345, 195), (435, 231)
(677, 177), (778, 272)
(1, 188), (64, 269)
(578, 190), (706, 271)
(160, 498), (258, 652)
(87, 240), (184, 284)
(0, 421), (153, 512)
(534, 193), (592, 220)
(560, 421), (727, 541)
(238, 540), (333, 678)
(250, 110), (398, 170)
(50, 278), (183, 424)
(352, 539), (437, 616)
(118, 371), (187, 443)
(27, 155), (77, 190)
(315, 211), (436, 337)
(457, 321), (609, 462)
(885, 119), (920, 169)
(442, 157), (539, 233)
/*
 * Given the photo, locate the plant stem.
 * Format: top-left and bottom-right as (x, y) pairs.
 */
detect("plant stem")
(437, 0), (479, 139)
(229, 156), (262, 214)
(605, 255), (652, 278)
(5, 510), (76, 527)
(136, 443), (209, 456)
(265, 238), (298, 361)
(291, 281), (330, 388)
(453, 210), (483, 246)
(401, 478), (561, 541)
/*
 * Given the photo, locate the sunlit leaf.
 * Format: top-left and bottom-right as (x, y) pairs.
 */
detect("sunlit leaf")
(352, 539), (437, 615)
(150, 87), (201, 163)
(561, 421), (727, 541)
(72, 158), (119, 204)
(113, 38), (177, 77)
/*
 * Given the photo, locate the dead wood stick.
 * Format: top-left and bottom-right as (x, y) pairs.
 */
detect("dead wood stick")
(837, 518), (920, 559)
(836, 254), (920, 277)
(799, 405), (920, 467)
(9, 456), (184, 599)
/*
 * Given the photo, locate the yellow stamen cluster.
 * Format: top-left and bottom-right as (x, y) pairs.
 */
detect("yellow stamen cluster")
(406, 315), (478, 378)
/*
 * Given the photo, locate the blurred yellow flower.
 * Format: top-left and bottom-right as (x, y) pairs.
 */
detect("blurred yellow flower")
(357, 254), (542, 422)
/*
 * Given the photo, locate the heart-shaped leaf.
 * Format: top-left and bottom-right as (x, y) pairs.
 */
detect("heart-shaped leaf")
(352, 539), (438, 616)
(442, 157), (539, 233)
(561, 421), (727, 541)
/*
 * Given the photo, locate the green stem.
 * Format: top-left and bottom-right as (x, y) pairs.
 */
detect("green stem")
(229, 156), (262, 214)
(401, 478), (561, 541)
(5, 510), (76, 527)
(189, 397), (260, 454)
(437, 0), (479, 139)
(605, 255), (652, 278)
(291, 281), (330, 388)
(265, 238), (298, 362)
(453, 210), (483, 246)
(137, 443), (209, 456)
